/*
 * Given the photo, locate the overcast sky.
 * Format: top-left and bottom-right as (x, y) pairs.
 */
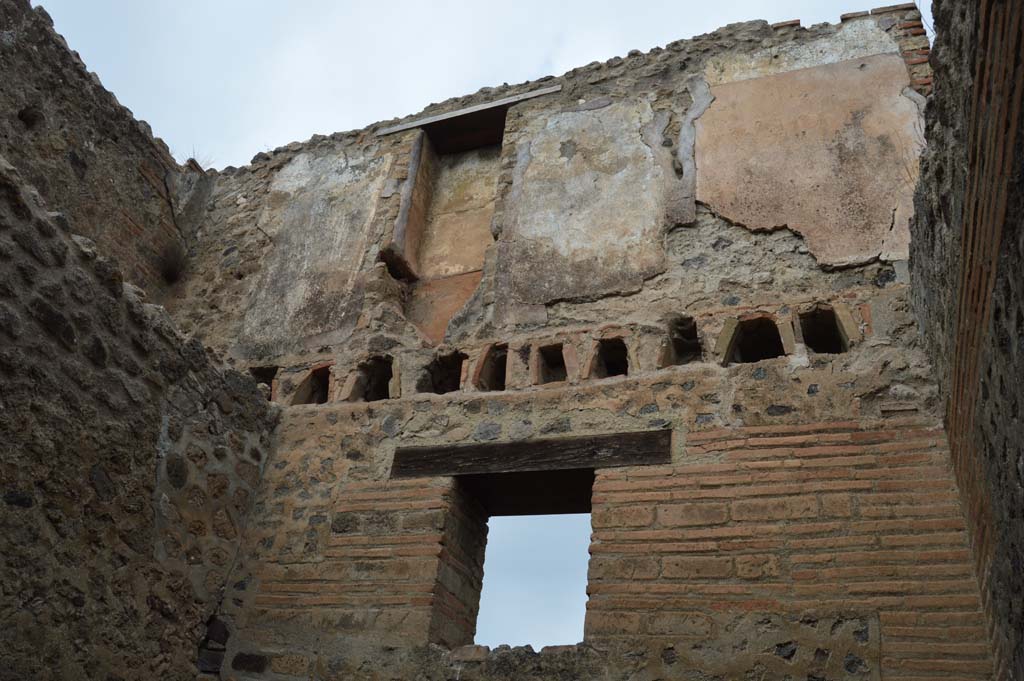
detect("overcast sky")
(32, 0), (934, 648)
(35, 1), (932, 170)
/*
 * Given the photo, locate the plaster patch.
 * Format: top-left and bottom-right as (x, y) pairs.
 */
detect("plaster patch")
(240, 148), (388, 351)
(502, 99), (668, 303)
(695, 53), (923, 267)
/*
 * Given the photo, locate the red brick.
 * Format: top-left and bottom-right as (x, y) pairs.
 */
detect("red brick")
(820, 493), (853, 517)
(585, 611), (642, 634)
(590, 541), (719, 554)
(880, 657), (993, 673)
(731, 496), (818, 521)
(656, 502), (729, 526)
(662, 556), (733, 579)
(589, 555), (660, 580)
(592, 504), (655, 528)
(646, 611), (714, 636)
(879, 532), (967, 547)
(735, 554), (781, 579)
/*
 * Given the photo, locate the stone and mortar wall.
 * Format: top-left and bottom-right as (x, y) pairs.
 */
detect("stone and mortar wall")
(144, 4), (1002, 680)
(0, 0), (206, 297)
(0, 156), (277, 679)
(910, 0), (1024, 678)
(217, 379), (991, 679)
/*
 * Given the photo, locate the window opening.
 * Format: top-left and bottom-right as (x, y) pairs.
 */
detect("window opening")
(590, 338), (629, 378)
(536, 343), (568, 384)
(727, 317), (786, 364)
(416, 351), (467, 394)
(474, 513), (591, 649)
(454, 469), (593, 649)
(291, 365), (331, 405)
(799, 305), (848, 354)
(475, 344), (508, 392)
(392, 430), (671, 648)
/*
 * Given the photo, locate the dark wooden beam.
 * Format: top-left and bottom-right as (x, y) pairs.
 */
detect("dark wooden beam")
(375, 85), (562, 137)
(391, 429), (672, 479)
(458, 469), (595, 516)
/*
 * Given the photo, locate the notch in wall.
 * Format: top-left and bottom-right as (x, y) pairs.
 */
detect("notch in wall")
(417, 351), (468, 394)
(799, 305), (847, 354)
(718, 316), (789, 365)
(291, 364), (332, 405)
(474, 343), (508, 392)
(660, 315), (702, 367)
(588, 337), (630, 379)
(248, 365), (279, 401)
(798, 302), (860, 354)
(376, 85), (562, 152)
(533, 343), (568, 384)
(342, 356), (395, 402)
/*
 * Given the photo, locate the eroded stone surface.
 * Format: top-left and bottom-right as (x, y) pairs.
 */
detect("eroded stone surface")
(0, 156), (276, 679)
(417, 146), (498, 279)
(1, 2), (1003, 679)
(705, 18), (899, 84)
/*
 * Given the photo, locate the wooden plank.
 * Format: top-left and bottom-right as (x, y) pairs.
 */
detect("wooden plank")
(391, 429), (672, 479)
(375, 85), (562, 137)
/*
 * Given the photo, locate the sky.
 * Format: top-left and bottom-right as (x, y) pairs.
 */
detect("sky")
(476, 514), (591, 648)
(31, 0), (934, 648)
(34, 1), (933, 170)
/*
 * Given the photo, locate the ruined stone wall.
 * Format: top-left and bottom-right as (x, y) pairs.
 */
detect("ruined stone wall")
(0, 0), (203, 297)
(0, 0), (1006, 679)
(910, 0), (1024, 678)
(0, 156), (276, 680)
(221, 400), (989, 680)
(150, 6), (1003, 679)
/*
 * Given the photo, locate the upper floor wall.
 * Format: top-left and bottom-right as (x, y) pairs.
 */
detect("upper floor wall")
(167, 6), (931, 368)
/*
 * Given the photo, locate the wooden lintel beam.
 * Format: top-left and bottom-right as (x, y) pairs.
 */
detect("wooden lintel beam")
(391, 429), (672, 479)
(375, 85), (562, 137)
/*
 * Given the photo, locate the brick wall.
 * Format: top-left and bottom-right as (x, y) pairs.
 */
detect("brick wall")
(911, 0), (1024, 676)
(590, 420), (990, 678)
(219, 399), (995, 678)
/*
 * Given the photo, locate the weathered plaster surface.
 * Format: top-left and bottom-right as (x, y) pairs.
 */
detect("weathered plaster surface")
(695, 53), (923, 267)
(239, 148), (389, 354)
(704, 18), (899, 85)
(417, 146), (498, 279)
(501, 99), (668, 303)
(0, 0), (187, 296)
(407, 270), (484, 344)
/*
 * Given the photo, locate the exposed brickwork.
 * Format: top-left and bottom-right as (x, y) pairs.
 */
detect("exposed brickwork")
(911, 0), (1024, 677)
(589, 421), (989, 678)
